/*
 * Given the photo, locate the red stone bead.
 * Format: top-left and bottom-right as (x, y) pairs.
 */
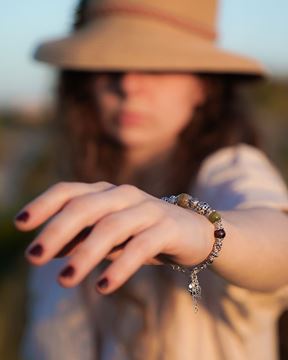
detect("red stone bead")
(214, 229), (226, 239)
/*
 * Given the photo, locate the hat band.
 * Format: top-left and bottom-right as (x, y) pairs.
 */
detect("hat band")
(91, 3), (217, 41)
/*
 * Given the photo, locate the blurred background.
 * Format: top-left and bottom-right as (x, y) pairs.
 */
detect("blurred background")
(1, 0), (288, 358)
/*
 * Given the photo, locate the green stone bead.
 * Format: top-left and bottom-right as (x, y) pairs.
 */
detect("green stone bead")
(177, 193), (190, 208)
(208, 211), (221, 223)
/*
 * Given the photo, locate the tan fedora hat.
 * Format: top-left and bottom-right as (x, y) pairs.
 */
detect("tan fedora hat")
(33, 0), (266, 76)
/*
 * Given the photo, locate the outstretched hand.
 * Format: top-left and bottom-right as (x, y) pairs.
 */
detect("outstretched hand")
(13, 181), (213, 294)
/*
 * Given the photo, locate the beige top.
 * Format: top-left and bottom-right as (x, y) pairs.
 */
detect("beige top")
(21, 143), (288, 360)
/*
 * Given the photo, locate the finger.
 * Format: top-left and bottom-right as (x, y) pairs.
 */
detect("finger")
(24, 185), (148, 265)
(54, 225), (95, 258)
(14, 181), (115, 231)
(105, 250), (163, 265)
(104, 239), (163, 264)
(105, 237), (164, 264)
(94, 221), (169, 294)
(56, 200), (164, 287)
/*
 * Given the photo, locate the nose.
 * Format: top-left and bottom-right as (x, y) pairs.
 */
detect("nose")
(118, 71), (144, 97)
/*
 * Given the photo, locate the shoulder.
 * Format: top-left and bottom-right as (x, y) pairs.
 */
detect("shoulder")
(196, 143), (279, 181)
(192, 143), (288, 211)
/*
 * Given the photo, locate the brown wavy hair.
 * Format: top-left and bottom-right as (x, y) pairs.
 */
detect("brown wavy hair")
(50, 0), (264, 358)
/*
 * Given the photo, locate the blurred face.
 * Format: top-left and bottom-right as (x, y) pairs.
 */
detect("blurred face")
(91, 72), (206, 149)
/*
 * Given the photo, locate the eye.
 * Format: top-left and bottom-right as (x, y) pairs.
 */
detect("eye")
(100, 71), (125, 83)
(93, 72), (125, 94)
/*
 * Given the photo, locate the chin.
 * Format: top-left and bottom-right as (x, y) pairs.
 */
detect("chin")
(120, 137), (150, 149)
(110, 128), (152, 148)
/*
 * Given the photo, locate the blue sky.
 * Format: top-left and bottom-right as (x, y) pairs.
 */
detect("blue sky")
(1, 0), (287, 107)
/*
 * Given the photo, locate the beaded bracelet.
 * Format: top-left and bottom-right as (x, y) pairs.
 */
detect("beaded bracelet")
(161, 193), (226, 312)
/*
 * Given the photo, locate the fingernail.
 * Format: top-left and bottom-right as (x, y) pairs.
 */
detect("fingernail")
(96, 277), (109, 289)
(28, 244), (43, 257)
(15, 210), (30, 222)
(60, 265), (75, 278)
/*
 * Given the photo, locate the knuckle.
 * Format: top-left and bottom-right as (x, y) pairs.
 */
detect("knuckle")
(142, 199), (164, 216)
(76, 242), (93, 259)
(111, 260), (141, 286)
(100, 213), (124, 230)
(64, 195), (90, 214)
(51, 181), (71, 193)
(54, 181), (71, 190)
(51, 181), (82, 194)
(118, 183), (140, 196)
(129, 237), (150, 256)
(43, 220), (65, 240)
(91, 181), (114, 189)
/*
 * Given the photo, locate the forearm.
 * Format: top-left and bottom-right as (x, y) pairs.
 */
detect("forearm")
(208, 207), (288, 292)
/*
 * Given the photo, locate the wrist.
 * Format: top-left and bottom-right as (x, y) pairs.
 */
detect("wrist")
(161, 193), (227, 312)
(194, 210), (216, 265)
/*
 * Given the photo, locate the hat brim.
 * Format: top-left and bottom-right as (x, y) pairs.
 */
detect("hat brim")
(33, 16), (266, 77)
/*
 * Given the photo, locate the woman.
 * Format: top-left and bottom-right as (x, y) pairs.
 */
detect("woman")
(14, 0), (288, 359)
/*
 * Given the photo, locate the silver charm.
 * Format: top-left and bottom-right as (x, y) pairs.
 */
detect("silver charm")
(188, 271), (202, 313)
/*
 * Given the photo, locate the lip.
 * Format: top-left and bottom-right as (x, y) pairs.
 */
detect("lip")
(118, 111), (146, 125)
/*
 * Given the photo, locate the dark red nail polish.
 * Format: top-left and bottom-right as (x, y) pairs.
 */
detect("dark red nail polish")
(97, 277), (108, 289)
(28, 244), (43, 257)
(15, 211), (30, 222)
(60, 265), (75, 278)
